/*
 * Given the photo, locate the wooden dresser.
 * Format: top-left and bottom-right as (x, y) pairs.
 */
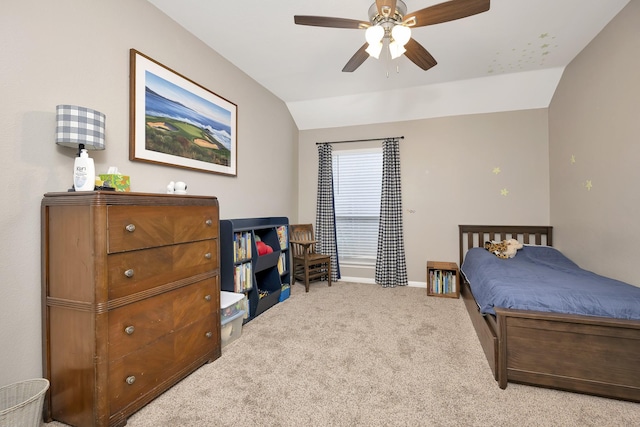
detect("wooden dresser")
(41, 191), (221, 427)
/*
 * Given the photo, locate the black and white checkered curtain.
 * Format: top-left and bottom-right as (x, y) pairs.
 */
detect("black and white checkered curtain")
(375, 139), (408, 287)
(316, 143), (341, 281)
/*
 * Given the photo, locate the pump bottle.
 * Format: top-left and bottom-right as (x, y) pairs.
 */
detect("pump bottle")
(73, 149), (95, 191)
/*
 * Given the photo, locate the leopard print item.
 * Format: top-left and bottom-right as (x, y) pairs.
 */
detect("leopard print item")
(484, 240), (509, 259)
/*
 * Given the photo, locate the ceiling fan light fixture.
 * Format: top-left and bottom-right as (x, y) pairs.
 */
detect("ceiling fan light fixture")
(365, 42), (383, 59)
(389, 41), (406, 60)
(391, 24), (411, 46)
(365, 25), (384, 45)
(294, 0), (490, 73)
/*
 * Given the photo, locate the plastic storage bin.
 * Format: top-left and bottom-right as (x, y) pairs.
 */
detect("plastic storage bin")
(0, 378), (49, 427)
(221, 310), (245, 348)
(279, 285), (290, 302)
(221, 291), (247, 322)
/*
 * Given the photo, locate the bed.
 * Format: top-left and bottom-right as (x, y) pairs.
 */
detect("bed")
(458, 225), (640, 402)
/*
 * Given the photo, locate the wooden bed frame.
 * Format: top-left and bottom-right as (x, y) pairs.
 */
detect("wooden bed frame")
(458, 225), (640, 402)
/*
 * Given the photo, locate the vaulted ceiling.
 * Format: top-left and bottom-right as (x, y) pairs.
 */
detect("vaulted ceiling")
(147, 0), (629, 129)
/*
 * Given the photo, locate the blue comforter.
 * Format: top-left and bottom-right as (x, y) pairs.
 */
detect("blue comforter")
(460, 245), (640, 320)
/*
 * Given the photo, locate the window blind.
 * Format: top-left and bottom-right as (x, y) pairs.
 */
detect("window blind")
(332, 149), (382, 265)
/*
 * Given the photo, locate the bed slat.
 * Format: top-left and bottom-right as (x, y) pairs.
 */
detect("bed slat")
(458, 225), (553, 266)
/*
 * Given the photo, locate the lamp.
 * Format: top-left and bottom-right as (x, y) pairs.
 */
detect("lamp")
(364, 23), (412, 60)
(365, 25), (384, 59)
(388, 40), (406, 59)
(56, 105), (106, 156)
(391, 24), (411, 46)
(56, 105), (106, 191)
(364, 1), (413, 62)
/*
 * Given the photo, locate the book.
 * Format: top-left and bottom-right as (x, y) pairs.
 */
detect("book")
(233, 231), (252, 262)
(276, 225), (288, 250)
(277, 252), (287, 274)
(430, 269), (457, 294)
(233, 262), (253, 292)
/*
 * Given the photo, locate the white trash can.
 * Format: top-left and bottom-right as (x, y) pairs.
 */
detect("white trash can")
(0, 378), (50, 427)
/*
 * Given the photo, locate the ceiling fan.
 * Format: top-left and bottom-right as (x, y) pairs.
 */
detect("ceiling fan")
(294, 0), (490, 72)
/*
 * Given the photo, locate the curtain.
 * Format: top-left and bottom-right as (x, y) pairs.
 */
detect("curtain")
(375, 138), (408, 287)
(316, 143), (341, 281)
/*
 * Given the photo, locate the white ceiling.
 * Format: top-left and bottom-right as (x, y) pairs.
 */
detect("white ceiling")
(147, 0), (629, 130)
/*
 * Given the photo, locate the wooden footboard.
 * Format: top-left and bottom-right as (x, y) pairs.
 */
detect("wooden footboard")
(495, 307), (640, 402)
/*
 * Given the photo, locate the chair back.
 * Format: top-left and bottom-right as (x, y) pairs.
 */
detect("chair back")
(290, 224), (315, 256)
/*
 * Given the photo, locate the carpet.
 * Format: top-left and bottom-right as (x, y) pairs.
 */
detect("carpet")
(47, 281), (640, 426)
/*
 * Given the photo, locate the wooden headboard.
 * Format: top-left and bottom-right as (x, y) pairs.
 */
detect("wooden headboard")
(458, 225), (553, 267)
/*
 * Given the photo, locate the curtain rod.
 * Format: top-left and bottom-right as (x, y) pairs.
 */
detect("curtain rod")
(316, 136), (404, 145)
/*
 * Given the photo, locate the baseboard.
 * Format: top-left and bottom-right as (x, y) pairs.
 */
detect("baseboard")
(339, 276), (426, 288)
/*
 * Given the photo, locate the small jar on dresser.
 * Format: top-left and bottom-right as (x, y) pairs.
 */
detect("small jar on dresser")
(41, 191), (221, 427)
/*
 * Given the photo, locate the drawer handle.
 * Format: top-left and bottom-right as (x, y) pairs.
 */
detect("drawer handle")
(204, 294), (212, 302)
(205, 252), (212, 259)
(205, 219), (213, 226)
(205, 331), (213, 339)
(126, 376), (136, 385)
(124, 326), (135, 335)
(124, 269), (134, 278)
(125, 224), (136, 232)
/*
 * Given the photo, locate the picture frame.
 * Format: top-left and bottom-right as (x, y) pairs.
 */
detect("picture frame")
(129, 49), (237, 176)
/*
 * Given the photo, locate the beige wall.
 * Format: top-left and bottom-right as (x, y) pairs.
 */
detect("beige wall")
(0, 0), (297, 385)
(2, 0), (636, 390)
(298, 109), (551, 283)
(549, 0), (640, 286)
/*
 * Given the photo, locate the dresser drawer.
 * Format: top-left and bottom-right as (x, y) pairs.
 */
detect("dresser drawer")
(107, 205), (218, 253)
(108, 239), (218, 300)
(108, 315), (217, 415)
(109, 279), (218, 360)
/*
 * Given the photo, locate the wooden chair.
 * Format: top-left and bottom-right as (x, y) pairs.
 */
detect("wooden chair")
(289, 224), (332, 292)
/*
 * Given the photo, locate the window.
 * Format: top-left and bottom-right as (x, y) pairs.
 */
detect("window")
(332, 149), (382, 266)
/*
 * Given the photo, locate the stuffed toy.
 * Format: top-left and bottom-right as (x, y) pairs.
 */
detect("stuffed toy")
(256, 240), (273, 256)
(484, 240), (508, 258)
(503, 238), (523, 258)
(484, 239), (523, 259)
(254, 235), (274, 256)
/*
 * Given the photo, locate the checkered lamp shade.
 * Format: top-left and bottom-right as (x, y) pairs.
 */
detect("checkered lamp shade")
(55, 105), (106, 150)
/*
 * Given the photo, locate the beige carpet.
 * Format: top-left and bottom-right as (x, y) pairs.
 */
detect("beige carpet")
(47, 281), (640, 426)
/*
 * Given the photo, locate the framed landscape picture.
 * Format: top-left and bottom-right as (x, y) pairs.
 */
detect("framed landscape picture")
(129, 49), (237, 176)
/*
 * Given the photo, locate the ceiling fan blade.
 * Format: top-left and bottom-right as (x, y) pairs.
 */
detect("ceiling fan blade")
(294, 15), (369, 29)
(342, 44), (370, 72)
(404, 0), (490, 28)
(404, 38), (438, 71)
(376, 0), (398, 17)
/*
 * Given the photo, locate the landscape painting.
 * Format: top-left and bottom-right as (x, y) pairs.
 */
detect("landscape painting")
(130, 49), (237, 176)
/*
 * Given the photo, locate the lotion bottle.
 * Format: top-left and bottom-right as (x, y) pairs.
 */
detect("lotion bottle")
(73, 149), (95, 191)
